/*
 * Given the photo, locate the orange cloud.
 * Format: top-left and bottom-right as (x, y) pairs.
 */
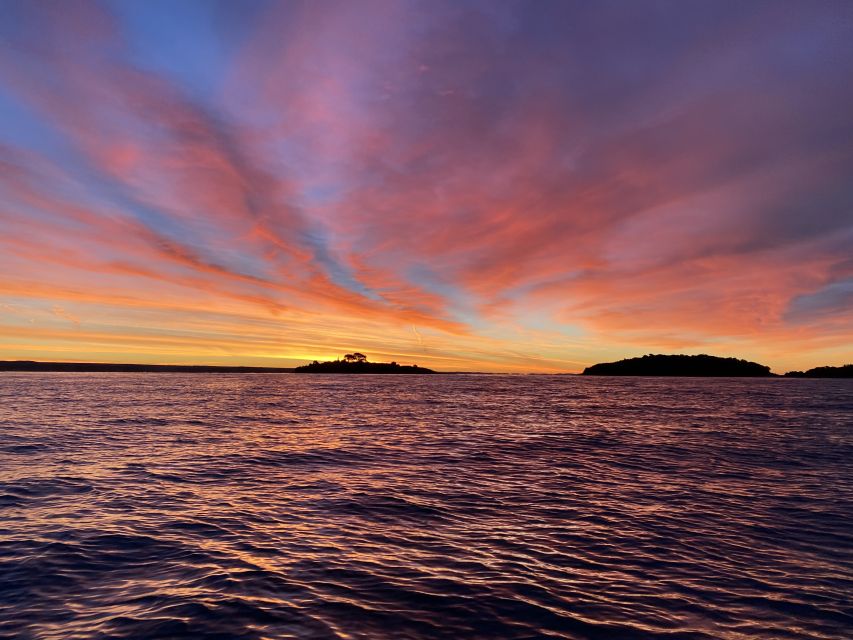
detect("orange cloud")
(1, 1), (852, 371)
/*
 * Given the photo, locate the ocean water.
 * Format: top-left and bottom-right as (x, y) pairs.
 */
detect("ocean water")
(0, 374), (851, 640)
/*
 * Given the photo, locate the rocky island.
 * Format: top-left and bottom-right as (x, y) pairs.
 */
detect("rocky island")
(582, 354), (773, 377)
(294, 353), (435, 374)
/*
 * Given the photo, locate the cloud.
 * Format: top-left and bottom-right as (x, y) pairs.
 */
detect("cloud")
(50, 306), (81, 326)
(1, 0), (852, 370)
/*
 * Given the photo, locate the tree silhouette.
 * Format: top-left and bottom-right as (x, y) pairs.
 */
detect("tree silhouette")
(294, 355), (434, 374)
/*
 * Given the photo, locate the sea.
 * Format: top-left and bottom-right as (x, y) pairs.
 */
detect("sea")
(0, 374), (851, 639)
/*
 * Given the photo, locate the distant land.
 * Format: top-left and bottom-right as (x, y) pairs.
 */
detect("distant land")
(295, 353), (435, 374)
(582, 354), (853, 377)
(582, 354), (773, 377)
(2, 356), (851, 377)
(784, 364), (853, 378)
(0, 361), (294, 373)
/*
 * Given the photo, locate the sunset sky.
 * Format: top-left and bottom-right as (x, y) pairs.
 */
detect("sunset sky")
(1, 0), (852, 372)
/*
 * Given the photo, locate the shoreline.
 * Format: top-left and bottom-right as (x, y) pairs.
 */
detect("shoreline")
(0, 361), (295, 374)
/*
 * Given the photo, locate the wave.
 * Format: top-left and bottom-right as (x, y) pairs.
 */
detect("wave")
(0, 374), (850, 638)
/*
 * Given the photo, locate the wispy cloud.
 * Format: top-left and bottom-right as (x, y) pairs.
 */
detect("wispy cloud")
(1, 0), (851, 370)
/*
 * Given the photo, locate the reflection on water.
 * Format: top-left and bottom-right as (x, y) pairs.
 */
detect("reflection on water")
(0, 374), (851, 639)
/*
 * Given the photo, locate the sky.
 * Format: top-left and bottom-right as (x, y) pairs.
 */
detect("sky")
(1, 0), (852, 372)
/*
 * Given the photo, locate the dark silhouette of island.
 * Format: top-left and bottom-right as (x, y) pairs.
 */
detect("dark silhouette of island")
(582, 354), (773, 377)
(3, 356), (848, 378)
(0, 361), (294, 373)
(784, 364), (853, 378)
(295, 353), (435, 374)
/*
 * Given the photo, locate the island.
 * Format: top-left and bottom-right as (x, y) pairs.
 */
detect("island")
(582, 354), (773, 377)
(294, 353), (435, 374)
(784, 364), (853, 378)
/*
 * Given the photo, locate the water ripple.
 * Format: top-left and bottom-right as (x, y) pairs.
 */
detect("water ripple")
(0, 374), (851, 638)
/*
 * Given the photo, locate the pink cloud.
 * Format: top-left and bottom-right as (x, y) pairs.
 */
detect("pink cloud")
(1, 1), (851, 370)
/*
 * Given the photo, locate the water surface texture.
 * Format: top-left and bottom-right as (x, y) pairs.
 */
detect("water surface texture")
(1, 374), (851, 639)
